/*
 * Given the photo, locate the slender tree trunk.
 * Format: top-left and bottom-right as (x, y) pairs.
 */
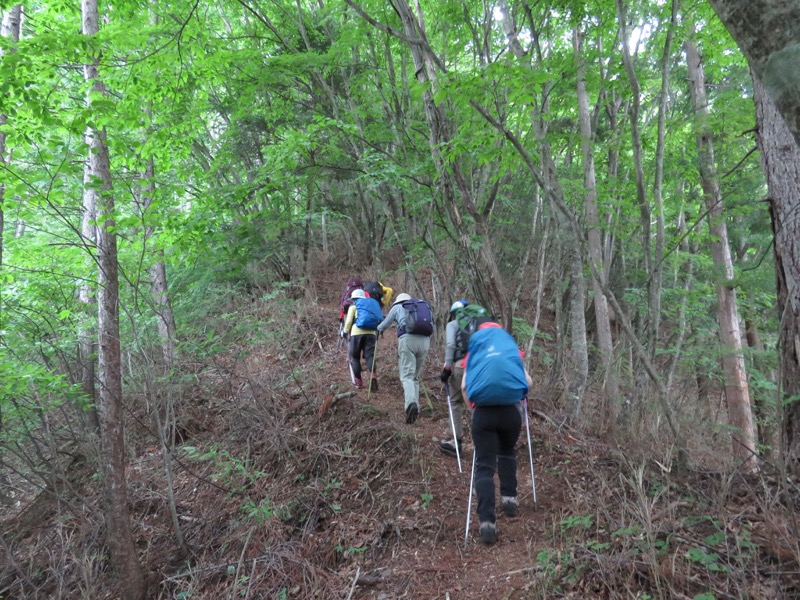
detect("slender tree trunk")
(616, 0), (654, 345)
(0, 5), (21, 271)
(0, 4), (22, 507)
(370, 0), (513, 328)
(686, 37), (757, 470)
(82, 0), (147, 596)
(753, 72), (800, 471)
(574, 26), (618, 421)
(497, 0), (589, 411)
(141, 158), (177, 367)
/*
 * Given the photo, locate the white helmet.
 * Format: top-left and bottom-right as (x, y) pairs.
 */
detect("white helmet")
(450, 299), (469, 313)
(351, 288), (366, 299)
(394, 292), (411, 304)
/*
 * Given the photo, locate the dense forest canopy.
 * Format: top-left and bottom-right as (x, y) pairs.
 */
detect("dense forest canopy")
(2, 0), (800, 598)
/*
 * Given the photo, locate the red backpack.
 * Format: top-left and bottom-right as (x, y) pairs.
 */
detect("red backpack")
(339, 277), (364, 320)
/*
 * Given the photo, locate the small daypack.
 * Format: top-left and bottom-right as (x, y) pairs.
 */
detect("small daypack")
(402, 298), (434, 336)
(353, 297), (383, 330)
(365, 281), (393, 307)
(339, 277), (364, 319)
(464, 326), (529, 407)
(454, 304), (491, 359)
(364, 282), (385, 306)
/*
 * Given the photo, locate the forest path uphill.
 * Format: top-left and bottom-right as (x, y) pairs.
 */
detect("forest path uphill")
(311, 282), (591, 600)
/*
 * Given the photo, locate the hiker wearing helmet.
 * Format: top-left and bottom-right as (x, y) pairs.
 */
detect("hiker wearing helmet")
(376, 293), (434, 424)
(343, 288), (382, 391)
(462, 321), (532, 546)
(438, 299), (474, 457)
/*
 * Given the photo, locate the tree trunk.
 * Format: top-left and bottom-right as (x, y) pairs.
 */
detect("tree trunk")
(616, 0), (654, 347)
(686, 37), (757, 470)
(0, 3), (22, 508)
(753, 72), (800, 471)
(141, 158), (177, 368)
(371, 0), (514, 329)
(707, 0), (800, 146)
(574, 26), (618, 421)
(82, 0), (147, 597)
(0, 4), (21, 271)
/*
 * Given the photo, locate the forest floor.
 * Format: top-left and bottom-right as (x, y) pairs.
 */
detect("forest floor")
(3, 269), (800, 599)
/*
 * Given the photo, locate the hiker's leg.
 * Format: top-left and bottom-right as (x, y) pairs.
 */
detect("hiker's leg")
(471, 407), (499, 525)
(363, 334), (377, 375)
(497, 404), (522, 498)
(348, 335), (362, 380)
(397, 336), (417, 410)
(450, 362), (467, 439)
(407, 335), (430, 403)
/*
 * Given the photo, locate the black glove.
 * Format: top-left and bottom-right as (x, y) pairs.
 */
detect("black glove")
(439, 367), (452, 383)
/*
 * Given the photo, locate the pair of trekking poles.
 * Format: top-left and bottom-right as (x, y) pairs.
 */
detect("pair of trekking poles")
(444, 382), (537, 546)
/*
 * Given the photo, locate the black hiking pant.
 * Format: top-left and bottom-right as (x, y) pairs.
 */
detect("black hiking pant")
(349, 333), (377, 381)
(471, 403), (522, 524)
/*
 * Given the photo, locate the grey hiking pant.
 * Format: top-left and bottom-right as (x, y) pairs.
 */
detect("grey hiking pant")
(397, 334), (431, 411)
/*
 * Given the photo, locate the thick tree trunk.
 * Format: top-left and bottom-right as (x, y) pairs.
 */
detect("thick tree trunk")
(82, 0), (147, 597)
(753, 73), (800, 471)
(686, 38), (757, 470)
(707, 0), (800, 146)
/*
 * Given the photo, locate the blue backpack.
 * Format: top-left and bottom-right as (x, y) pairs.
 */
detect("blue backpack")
(354, 297), (383, 329)
(464, 327), (529, 406)
(402, 298), (434, 336)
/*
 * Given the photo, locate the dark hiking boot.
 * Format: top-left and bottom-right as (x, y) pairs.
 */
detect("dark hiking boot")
(405, 403), (419, 424)
(439, 438), (463, 457)
(479, 521), (497, 545)
(501, 496), (519, 517)
(354, 377), (363, 389)
(369, 375), (378, 392)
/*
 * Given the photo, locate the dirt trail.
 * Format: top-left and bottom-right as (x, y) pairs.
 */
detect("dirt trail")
(318, 296), (564, 599)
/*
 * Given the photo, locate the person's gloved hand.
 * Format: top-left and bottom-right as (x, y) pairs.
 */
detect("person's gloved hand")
(439, 366), (452, 383)
(339, 324), (346, 339)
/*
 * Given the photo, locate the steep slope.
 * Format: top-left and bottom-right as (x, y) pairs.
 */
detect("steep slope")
(2, 272), (799, 599)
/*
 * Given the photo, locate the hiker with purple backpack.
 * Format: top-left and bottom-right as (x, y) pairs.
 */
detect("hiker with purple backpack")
(376, 293), (434, 424)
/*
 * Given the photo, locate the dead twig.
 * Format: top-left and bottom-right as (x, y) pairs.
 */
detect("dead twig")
(345, 566), (360, 600)
(318, 391), (356, 417)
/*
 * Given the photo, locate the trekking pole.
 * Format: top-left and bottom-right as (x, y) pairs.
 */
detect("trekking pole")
(524, 397), (537, 504)
(464, 449), (476, 548)
(367, 332), (378, 401)
(443, 382), (462, 473)
(344, 330), (356, 386)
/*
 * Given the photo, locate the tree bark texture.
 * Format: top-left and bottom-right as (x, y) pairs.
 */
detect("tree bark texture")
(686, 38), (758, 469)
(82, 0), (147, 596)
(707, 0), (800, 146)
(753, 73), (800, 470)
